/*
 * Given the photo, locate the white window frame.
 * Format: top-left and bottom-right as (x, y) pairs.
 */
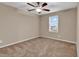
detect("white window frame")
(49, 15), (59, 33)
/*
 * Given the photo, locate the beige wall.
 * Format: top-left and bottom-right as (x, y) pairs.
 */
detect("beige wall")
(77, 5), (79, 57)
(40, 8), (77, 43)
(0, 4), (39, 47)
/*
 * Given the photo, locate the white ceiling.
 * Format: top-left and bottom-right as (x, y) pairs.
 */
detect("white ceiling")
(2, 2), (78, 15)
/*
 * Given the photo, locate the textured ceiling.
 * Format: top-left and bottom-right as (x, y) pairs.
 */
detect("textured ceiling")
(2, 2), (78, 15)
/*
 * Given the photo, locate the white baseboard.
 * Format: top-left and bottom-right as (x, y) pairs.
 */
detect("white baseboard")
(0, 36), (76, 48)
(0, 36), (39, 48)
(41, 36), (76, 44)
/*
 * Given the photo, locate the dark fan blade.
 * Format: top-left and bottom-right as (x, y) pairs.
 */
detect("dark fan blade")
(27, 3), (35, 7)
(42, 3), (47, 7)
(42, 9), (50, 11)
(28, 9), (35, 11)
(37, 2), (40, 6)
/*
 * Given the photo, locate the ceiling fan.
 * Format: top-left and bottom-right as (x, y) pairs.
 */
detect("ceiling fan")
(27, 2), (50, 14)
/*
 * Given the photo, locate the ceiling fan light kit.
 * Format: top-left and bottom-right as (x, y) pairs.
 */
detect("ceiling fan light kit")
(27, 2), (50, 14)
(36, 8), (42, 12)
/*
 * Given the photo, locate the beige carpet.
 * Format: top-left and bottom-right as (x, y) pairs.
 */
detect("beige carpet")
(0, 37), (77, 57)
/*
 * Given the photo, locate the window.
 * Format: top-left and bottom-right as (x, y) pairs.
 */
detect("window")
(49, 16), (59, 32)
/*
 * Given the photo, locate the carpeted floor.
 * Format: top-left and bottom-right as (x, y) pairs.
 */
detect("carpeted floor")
(0, 37), (77, 57)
